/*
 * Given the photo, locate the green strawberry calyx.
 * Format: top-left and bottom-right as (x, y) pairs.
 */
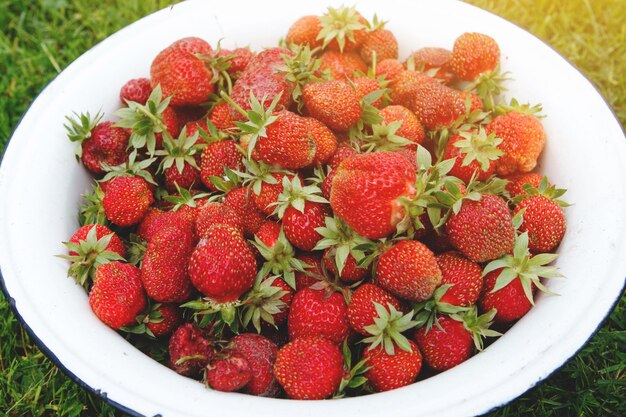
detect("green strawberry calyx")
(450, 306), (501, 351)
(510, 176), (569, 207)
(240, 275), (289, 333)
(483, 232), (563, 304)
(315, 215), (372, 275)
(453, 127), (504, 171)
(155, 126), (204, 175)
(466, 64), (511, 111)
(251, 228), (308, 290)
(359, 120), (414, 153)
(64, 110), (104, 159)
(120, 301), (165, 339)
(270, 175), (329, 219)
(100, 149), (158, 186)
(79, 183), (108, 227)
(413, 283), (472, 332)
(232, 158), (292, 196)
(334, 340), (370, 398)
(317, 5), (367, 52)
(162, 184), (212, 212)
(362, 302), (419, 355)
(278, 45), (328, 110)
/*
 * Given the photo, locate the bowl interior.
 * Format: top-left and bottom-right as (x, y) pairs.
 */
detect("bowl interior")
(1, 1), (625, 416)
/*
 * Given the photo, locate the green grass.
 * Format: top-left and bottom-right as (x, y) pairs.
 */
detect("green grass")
(0, 0), (624, 416)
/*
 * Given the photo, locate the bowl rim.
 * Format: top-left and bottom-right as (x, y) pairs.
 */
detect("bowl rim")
(0, 0), (625, 416)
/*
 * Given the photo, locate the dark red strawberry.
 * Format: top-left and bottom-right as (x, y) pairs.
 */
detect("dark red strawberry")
(323, 248), (368, 283)
(415, 315), (473, 371)
(145, 303), (183, 338)
(282, 201), (330, 251)
(231, 333), (280, 396)
(205, 352), (251, 392)
(347, 283), (402, 335)
(294, 252), (324, 290)
(169, 323), (214, 377)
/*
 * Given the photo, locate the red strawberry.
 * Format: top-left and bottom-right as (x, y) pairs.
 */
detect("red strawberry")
(317, 6), (368, 52)
(319, 50), (367, 79)
(88, 262), (146, 329)
(146, 303), (182, 338)
(376, 240), (442, 302)
(363, 340), (422, 392)
(409, 81), (478, 130)
(219, 47), (255, 76)
(205, 352), (251, 392)
(505, 172), (545, 199)
(231, 333), (280, 396)
(294, 252), (324, 290)
(330, 152), (416, 239)
(273, 337), (344, 400)
(174, 106), (206, 127)
(352, 76), (385, 108)
(250, 172), (296, 216)
(415, 315), (473, 371)
(195, 202), (244, 239)
(443, 129), (502, 184)
(388, 70), (436, 109)
(304, 117), (338, 165)
(327, 142), (358, 171)
(156, 127), (203, 192)
(64, 113), (130, 176)
(208, 101), (236, 131)
(450, 32), (500, 81)
(282, 201), (330, 251)
(347, 283), (402, 335)
(199, 140), (243, 191)
(102, 176), (154, 227)
(375, 58), (404, 85)
(254, 221), (281, 247)
(150, 37), (214, 106)
(288, 288), (349, 344)
(137, 208), (193, 242)
(323, 248), (368, 283)
(486, 111), (546, 176)
(406, 47), (454, 83)
(513, 195), (566, 253)
(120, 78), (152, 105)
(379, 105), (425, 147)
(141, 225), (195, 303)
(64, 224), (126, 281)
(435, 251), (483, 307)
(188, 224), (256, 302)
(286, 15), (323, 49)
(360, 28), (398, 65)
(480, 268), (533, 323)
(303, 80), (362, 132)
(445, 194), (515, 263)
(224, 187), (267, 237)
(169, 323), (214, 377)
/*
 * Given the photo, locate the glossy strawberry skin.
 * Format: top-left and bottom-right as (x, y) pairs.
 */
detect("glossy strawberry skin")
(150, 37), (214, 106)
(445, 194), (515, 263)
(504, 172), (545, 199)
(285, 15), (323, 49)
(81, 121), (129, 175)
(271, 278), (295, 325)
(347, 283), (402, 335)
(206, 352), (252, 392)
(415, 315), (473, 371)
(224, 187), (267, 237)
(288, 288), (349, 344)
(376, 240), (442, 302)
(360, 28), (399, 65)
(273, 337), (344, 400)
(305, 117), (338, 165)
(514, 195), (566, 253)
(188, 224), (257, 302)
(479, 268), (534, 323)
(120, 77), (152, 105)
(146, 303), (183, 338)
(164, 161), (200, 192)
(319, 50), (367, 79)
(450, 32), (500, 81)
(141, 225), (195, 303)
(200, 140), (243, 191)
(168, 323), (214, 377)
(252, 173), (295, 216)
(209, 101), (235, 131)
(231, 333), (280, 396)
(68, 224), (126, 257)
(195, 202), (244, 239)
(89, 262), (146, 330)
(283, 202), (330, 251)
(330, 152), (416, 239)
(303, 80), (362, 132)
(363, 340), (422, 392)
(435, 251), (483, 307)
(380, 105), (425, 147)
(102, 176), (154, 227)
(137, 208), (195, 242)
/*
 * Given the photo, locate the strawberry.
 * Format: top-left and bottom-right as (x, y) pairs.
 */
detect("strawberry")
(352, 76), (385, 108)
(409, 81), (478, 130)
(254, 221), (281, 247)
(319, 50), (367, 79)
(223, 187), (267, 237)
(406, 47), (454, 83)
(323, 248), (368, 283)
(375, 58), (404, 85)
(205, 351), (251, 392)
(64, 112), (130, 176)
(199, 140), (244, 191)
(363, 340), (422, 392)
(514, 195), (566, 253)
(347, 283), (402, 335)
(137, 208), (193, 242)
(330, 152), (416, 239)
(304, 117), (338, 165)
(486, 110), (546, 176)
(505, 172), (545, 198)
(376, 240), (442, 302)
(379, 105), (425, 147)
(242, 275), (294, 330)
(415, 315), (472, 371)
(294, 252), (324, 290)
(273, 337), (344, 400)
(174, 106), (206, 127)
(189, 224), (257, 302)
(286, 15), (323, 49)
(195, 202), (244, 238)
(303, 79), (362, 132)
(119, 77), (152, 105)
(359, 27), (398, 65)
(445, 194), (515, 263)
(218, 47), (255, 76)
(169, 323), (214, 377)
(435, 251), (483, 307)
(443, 128), (503, 183)
(141, 225), (195, 303)
(155, 127), (203, 192)
(450, 32), (500, 81)
(102, 176), (154, 227)
(317, 6), (368, 52)
(88, 262), (146, 329)
(288, 288), (349, 344)
(327, 142), (358, 171)
(388, 70), (436, 109)
(145, 303), (182, 338)
(61, 224), (126, 287)
(230, 333), (280, 396)
(208, 101), (235, 131)
(150, 37), (214, 106)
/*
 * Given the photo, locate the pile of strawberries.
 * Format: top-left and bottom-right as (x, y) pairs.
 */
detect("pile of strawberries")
(60, 6), (568, 399)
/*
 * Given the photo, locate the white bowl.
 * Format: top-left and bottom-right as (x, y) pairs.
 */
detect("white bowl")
(1, 0), (625, 416)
